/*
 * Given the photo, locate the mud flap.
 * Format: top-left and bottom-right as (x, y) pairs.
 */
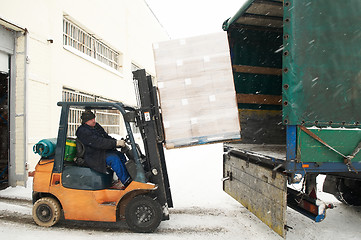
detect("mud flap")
(223, 153), (287, 238)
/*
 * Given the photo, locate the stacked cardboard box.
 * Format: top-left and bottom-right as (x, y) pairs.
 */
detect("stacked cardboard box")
(153, 32), (240, 148)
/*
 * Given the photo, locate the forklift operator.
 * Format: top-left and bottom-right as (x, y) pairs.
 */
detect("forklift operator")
(76, 110), (131, 189)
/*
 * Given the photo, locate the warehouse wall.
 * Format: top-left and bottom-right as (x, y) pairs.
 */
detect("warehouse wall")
(0, 0), (169, 184)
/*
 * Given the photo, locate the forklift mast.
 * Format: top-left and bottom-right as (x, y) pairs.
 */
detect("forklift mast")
(133, 69), (173, 209)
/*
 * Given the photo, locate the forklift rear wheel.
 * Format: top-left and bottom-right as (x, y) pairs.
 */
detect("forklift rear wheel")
(33, 197), (61, 227)
(125, 195), (162, 233)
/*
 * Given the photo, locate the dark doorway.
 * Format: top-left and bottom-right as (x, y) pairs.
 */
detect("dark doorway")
(0, 71), (9, 189)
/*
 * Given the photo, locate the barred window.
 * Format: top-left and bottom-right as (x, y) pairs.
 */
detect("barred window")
(62, 88), (122, 137)
(63, 17), (121, 71)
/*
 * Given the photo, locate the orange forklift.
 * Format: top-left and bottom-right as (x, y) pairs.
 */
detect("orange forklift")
(32, 70), (172, 232)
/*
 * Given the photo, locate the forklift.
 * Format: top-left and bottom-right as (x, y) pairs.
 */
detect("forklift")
(32, 70), (172, 232)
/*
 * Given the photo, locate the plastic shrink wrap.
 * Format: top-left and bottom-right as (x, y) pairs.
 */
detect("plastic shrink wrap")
(153, 32), (241, 149)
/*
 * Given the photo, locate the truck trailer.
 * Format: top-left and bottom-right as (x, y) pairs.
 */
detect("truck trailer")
(221, 0), (361, 237)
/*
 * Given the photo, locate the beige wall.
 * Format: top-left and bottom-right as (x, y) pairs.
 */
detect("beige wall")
(0, 0), (169, 172)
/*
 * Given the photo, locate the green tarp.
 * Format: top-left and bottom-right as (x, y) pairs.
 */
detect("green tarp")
(224, 0), (361, 127)
(283, 0), (361, 127)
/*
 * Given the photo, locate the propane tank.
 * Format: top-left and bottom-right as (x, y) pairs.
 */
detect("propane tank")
(33, 138), (57, 157)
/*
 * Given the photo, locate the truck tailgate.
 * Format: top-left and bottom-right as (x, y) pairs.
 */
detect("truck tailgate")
(223, 145), (287, 237)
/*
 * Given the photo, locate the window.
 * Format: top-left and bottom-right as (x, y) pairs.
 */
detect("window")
(63, 17), (121, 71)
(62, 88), (122, 137)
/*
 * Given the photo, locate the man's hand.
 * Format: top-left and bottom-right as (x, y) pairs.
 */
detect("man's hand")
(116, 139), (126, 148)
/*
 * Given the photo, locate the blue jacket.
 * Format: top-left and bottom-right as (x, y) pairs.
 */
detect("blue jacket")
(76, 123), (116, 173)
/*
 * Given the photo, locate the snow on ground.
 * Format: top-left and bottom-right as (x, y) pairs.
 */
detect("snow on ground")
(1, 143), (361, 239)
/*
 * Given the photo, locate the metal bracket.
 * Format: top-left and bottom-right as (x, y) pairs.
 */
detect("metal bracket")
(222, 171), (232, 182)
(272, 163), (284, 179)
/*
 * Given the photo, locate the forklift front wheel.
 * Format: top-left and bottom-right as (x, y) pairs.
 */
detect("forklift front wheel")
(33, 197), (61, 227)
(125, 195), (162, 233)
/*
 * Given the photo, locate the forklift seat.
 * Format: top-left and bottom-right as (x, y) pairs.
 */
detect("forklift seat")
(62, 165), (113, 190)
(73, 138), (86, 167)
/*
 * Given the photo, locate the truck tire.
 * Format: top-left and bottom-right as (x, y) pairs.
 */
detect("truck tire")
(125, 195), (162, 233)
(335, 178), (361, 206)
(33, 197), (61, 227)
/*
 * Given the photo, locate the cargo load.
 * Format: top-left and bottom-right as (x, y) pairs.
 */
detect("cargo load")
(153, 32), (241, 149)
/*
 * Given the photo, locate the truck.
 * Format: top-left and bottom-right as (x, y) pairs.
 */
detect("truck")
(221, 0), (361, 237)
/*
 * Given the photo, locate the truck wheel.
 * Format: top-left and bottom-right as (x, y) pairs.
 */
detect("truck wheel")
(125, 195), (162, 233)
(33, 197), (61, 227)
(336, 178), (361, 206)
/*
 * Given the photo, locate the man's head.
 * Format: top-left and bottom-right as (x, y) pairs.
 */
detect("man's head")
(81, 110), (96, 127)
